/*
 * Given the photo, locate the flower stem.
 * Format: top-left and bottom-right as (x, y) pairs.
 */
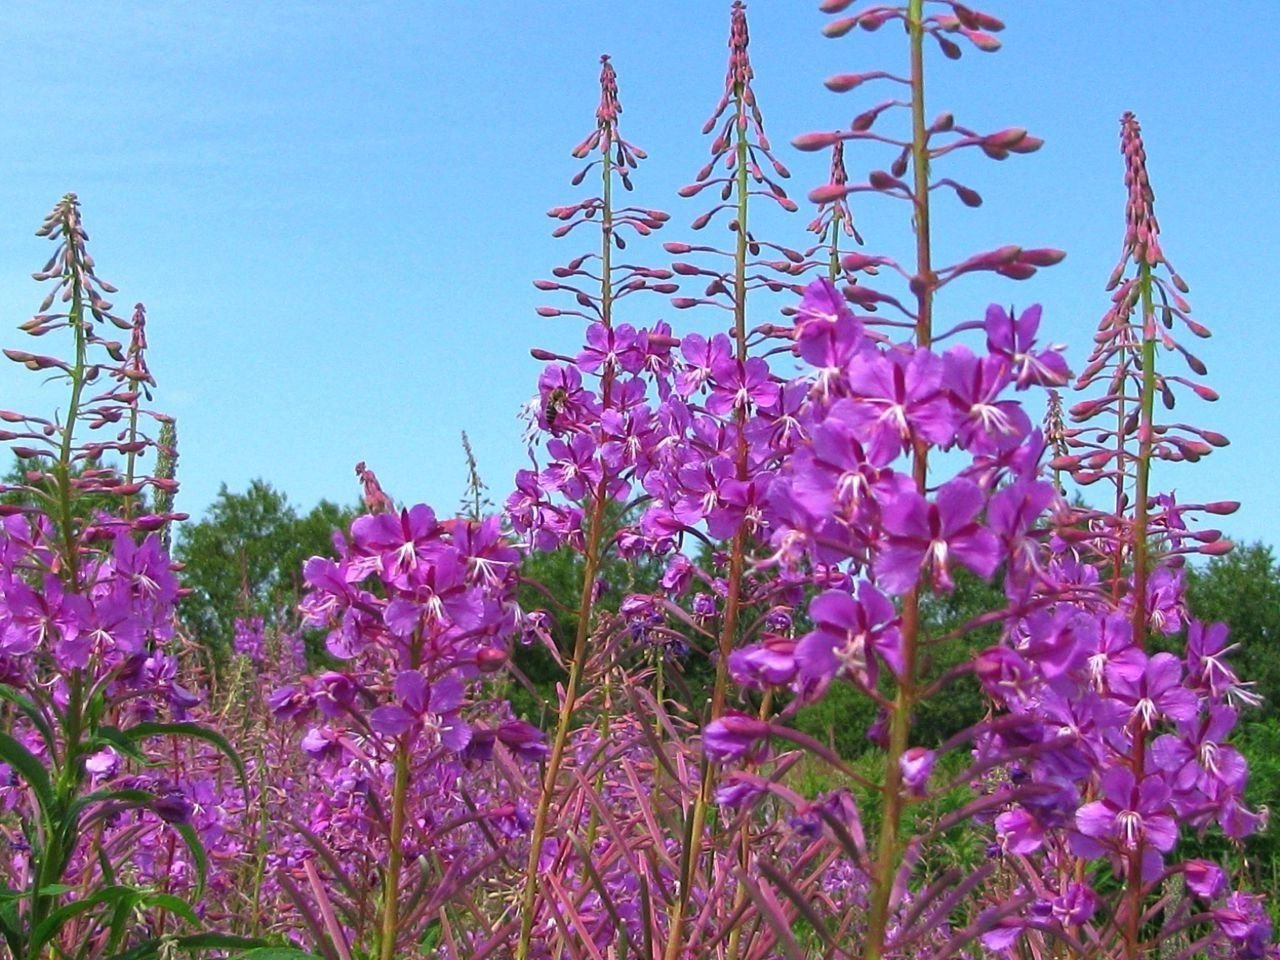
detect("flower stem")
(866, 4), (931, 956)
(514, 112), (620, 960)
(662, 69), (754, 960)
(377, 739), (411, 960)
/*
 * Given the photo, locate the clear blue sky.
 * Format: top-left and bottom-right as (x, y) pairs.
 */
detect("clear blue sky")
(1, 2), (1277, 552)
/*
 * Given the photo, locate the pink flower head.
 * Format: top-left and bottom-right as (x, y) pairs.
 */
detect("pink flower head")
(795, 580), (902, 697)
(875, 478), (1000, 594)
(369, 671), (471, 752)
(984, 303), (1069, 389)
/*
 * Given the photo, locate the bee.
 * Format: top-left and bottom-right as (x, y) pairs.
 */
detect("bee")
(544, 387), (569, 430)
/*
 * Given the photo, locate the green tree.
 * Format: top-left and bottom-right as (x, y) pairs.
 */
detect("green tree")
(172, 478), (355, 654)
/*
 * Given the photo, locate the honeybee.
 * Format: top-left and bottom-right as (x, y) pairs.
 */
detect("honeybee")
(544, 387), (569, 430)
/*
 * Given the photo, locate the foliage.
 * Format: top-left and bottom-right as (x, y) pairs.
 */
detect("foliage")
(172, 480), (355, 657)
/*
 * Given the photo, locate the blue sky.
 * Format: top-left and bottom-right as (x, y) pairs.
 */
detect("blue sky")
(1, 2), (1277, 552)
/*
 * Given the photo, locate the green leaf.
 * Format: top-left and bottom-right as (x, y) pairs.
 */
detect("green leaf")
(89, 725), (149, 765)
(106, 932), (268, 960)
(240, 949), (328, 960)
(68, 786), (154, 825)
(136, 892), (200, 926)
(0, 898), (24, 955)
(126, 722), (247, 786)
(29, 884), (139, 953)
(0, 685), (56, 752)
(0, 730), (55, 819)
(173, 821), (209, 898)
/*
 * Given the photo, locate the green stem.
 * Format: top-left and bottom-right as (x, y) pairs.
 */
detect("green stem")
(377, 739), (411, 960)
(514, 115), (619, 960)
(514, 494), (608, 959)
(865, 5), (931, 957)
(54, 260), (88, 588)
(662, 73), (753, 960)
(1122, 262), (1157, 960)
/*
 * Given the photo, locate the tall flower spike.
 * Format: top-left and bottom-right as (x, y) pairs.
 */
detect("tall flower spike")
(666, 1), (802, 330)
(1066, 113), (1229, 559)
(1117, 111), (1166, 278)
(3, 196), (181, 542)
(798, 1), (1059, 333)
(788, 140), (880, 313)
(515, 52), (672, 960)
(536, 55), (672, 325)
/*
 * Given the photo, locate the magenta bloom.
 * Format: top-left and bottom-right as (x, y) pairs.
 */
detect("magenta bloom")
(350, 504), (441, 589)
(1110, 651), (1199, 731)
(728, 634), (797, 690)
(795, 580), (902, 696)
(840, 347), (956, 463)
(706, 355), (779, 417)
(676, 332), (732, 397)
(577, 322), (645, 375)
(1076, 766), (1178, 854)
(703, 711), (771, 763)
(943, 345), (1031, 454)
(899, 747), (935, 797)
(995, 808), (1044, 855)
(369, 671), (471, 752)
(875, 478), (1000, 594)
(984, 302), (1069, 389)
(793, 278), (866, 371)
(496, 719), (550, 762)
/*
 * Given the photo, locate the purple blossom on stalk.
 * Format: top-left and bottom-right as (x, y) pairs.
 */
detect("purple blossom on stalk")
(943, 344), (1031, 454)
(728, 633), (797, 689)
(840, 348), (955, 463)
(705, 354), (779, 416)
(703, 711), (771, 763)
(1109, 650), (1198, 732)
(1075, 767), (1178, 876)
(369, 671), (470, 752)
(875, 478), (1000, 594)
(983, 303), (1069, 390)
(795, 580), (902, 696)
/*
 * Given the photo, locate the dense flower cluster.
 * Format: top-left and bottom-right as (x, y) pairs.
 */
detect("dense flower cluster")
(0, 5), (1272, 960)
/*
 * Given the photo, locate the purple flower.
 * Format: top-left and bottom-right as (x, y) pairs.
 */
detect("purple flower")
(1075, 766), (1178, 854)
(496, 719), (549, 762)
(1184, 860), (1227, 900)
(369, 671), (471, 752)
(676, 333), (732, 397)
(152, 788), (194, 825)
(899, 747), (934, 796)
(840, 347), (956, 463)
(984, 303), (1069, 389)
(875, 478), (1000, 594)
(794, 278), (867, 373)
(995, 808), (1044, 854)
(577, 322), (644, 375)
(944, 345), (1031, 454)
(350, 504), (441, 589)
(1110, 651), (1199, 731)
(703, 712), (770, 763)
(300, 725), (342, 762)
(728, 634), (797, 689)
(1052, 883), (1097, 925)
(795, 580), (902, 696)
(706, 355), (779, 416)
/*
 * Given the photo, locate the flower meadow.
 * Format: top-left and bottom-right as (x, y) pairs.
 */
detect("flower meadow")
(0, 2), (1272, 959)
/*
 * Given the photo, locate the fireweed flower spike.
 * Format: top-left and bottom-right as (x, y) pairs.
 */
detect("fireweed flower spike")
(0, 196), (242, 958)
(293, 474), (530, 958)
(513, 52), (676, 960)
(971, 114), (1267, 960)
